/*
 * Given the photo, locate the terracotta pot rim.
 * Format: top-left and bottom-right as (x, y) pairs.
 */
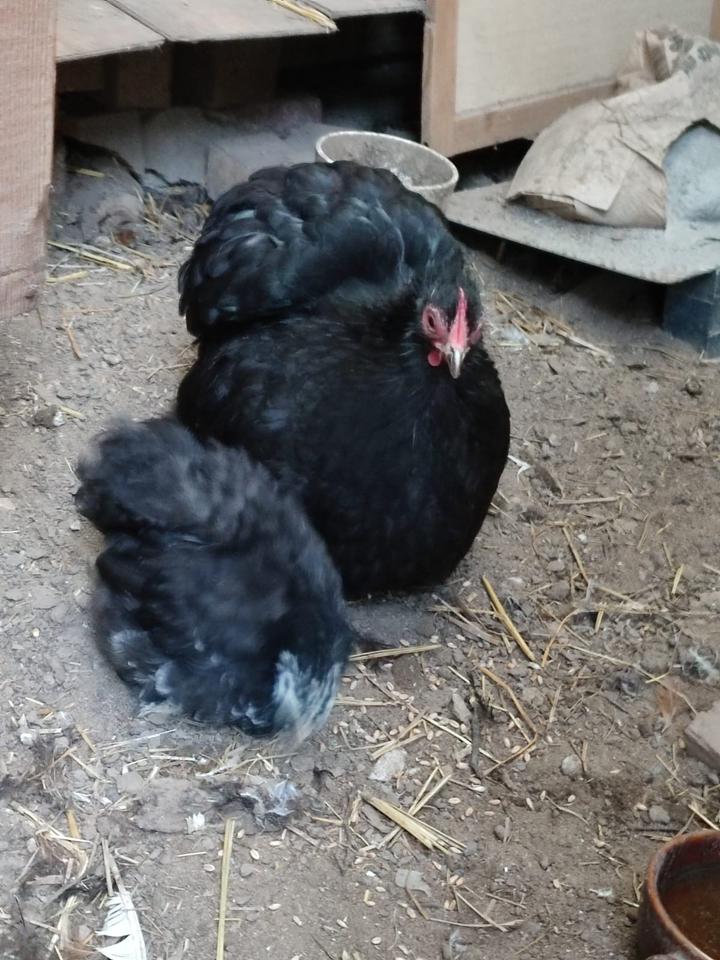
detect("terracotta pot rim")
(644, 829), (720, 960)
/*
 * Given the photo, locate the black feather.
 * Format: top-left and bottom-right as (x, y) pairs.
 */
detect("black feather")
(177, 161), (510, 597)
(76, 418), (354, 740)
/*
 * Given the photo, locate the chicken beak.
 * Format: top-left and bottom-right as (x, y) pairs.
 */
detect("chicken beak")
(446, 346), (468, 379)
(446, 291), (470, 379)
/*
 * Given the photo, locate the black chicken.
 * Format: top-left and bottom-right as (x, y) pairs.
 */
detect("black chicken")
(177, 161), (510, 598)
(75, 417), (358, 741)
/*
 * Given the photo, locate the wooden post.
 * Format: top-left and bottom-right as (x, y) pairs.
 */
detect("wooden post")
(421, 0), (459, 155)
(711, 0), (720, 39)
(0, 0), (55, 319)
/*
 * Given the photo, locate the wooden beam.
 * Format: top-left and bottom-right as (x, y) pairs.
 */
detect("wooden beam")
(57, 57), (106, 94)
(421, 0), (458, 155)
(323, 0), (424, 13)
(57, 0), (162, 61)
(108, 0), (327, 42)
(451, 82), (617, 155)
(106, 47), (172, 109)
(711, 0), (720, 39)
(0, 0), (55, 318)
(174, 39), (279, 109)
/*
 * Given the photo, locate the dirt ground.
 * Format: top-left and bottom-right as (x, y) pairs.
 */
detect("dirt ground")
(1, 189), (719, 960)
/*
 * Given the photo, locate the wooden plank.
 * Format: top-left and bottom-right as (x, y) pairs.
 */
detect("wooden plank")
(57, 57), (106, 93)
(57, 0), (163, 61)
(322, 0), (425, 15)
(451, 82), (616, 155)
(109, 0), (328, 42)
(0, 0), (55, 318)
(106, 47), (172, 109)
(454, 0), (714, 116)
(711, 0), (720, 38)
(174, 40), (279, 109)
(420, 0), (458, 156)
(423, 0), (716, 155)
(447, 183), (720, 285)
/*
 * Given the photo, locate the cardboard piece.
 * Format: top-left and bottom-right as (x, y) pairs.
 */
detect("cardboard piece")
(508, 28), (720, 228)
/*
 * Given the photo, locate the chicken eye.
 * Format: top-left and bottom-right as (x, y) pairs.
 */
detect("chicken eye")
(423, 307), (445, 336)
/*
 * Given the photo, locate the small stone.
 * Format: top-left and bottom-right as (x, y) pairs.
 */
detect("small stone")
(560, 755), (582, 778)
(546, 581), (570, 601)
(644, 764), (664, 784)
(620, 420), (639, 436)
(648, 804), (671, 825)
(451, 692), (471, 725)
(684, 377), (703, 397)
(116, 771), (145, 795)
(103, 354), (122, 367)
(69, 520), (81, 532)
(394, 868), (431, 896)
(33, 404), (64, 428)
(31, 585), (60, 610)
(547, 558), (566, 573)
(641, 650), (670, 675)
(51, 603), (68, 624)
(240, 863), (254, 878)
(508, 663), (530, 679)
(369, 748), (407, 782)
(539, 855), (551, 870)
(494, 822), (510, 842)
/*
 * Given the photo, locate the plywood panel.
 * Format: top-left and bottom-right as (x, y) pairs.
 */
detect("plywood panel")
(455, 0), (714, 114)
(57, 0), (163, 61)
(0, 0), (55, 318)
(110, 0), (328, 42)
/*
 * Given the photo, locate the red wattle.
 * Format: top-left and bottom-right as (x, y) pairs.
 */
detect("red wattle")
(427, 348), (443, 367)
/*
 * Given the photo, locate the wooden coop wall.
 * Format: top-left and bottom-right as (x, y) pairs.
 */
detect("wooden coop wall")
(423, 0), (720, 156)
(0, 0), (55, 319)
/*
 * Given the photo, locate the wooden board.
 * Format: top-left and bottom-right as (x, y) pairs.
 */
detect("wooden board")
(447, 183), (720, 285)
(57, 0), (163, 61)
(455, 0), (714, 115)
(0, 0), (55, 318)
(322, 0), (424, 15)
(109, 0), (329, 42)
(423, 0), (719, 156)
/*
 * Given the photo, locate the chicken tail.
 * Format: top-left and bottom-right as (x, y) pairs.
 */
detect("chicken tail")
(271, 650), (344, 742)
(75, 416), (261, 541)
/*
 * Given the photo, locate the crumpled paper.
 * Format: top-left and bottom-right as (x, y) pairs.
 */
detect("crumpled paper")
(508, 27), (720, 228)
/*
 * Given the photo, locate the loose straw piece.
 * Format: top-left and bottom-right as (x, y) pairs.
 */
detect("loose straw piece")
(364, 794), (464, 853)
(270, 0), (337, 30)
(562, 526), (589, 584)
(216, 819), (235, 960)
(350, 643), (440, 663)
(481, 576), (537, 663)
(478, 666), (537, 737)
